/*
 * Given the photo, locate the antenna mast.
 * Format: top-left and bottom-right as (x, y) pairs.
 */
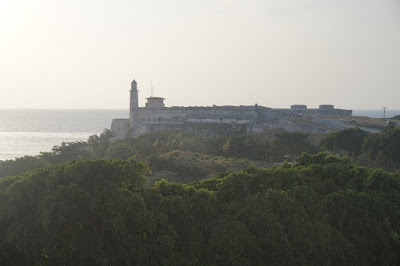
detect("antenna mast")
(151, 80), (154, 97)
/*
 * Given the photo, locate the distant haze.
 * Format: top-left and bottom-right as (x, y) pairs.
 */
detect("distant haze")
(1, 0), (399, 110)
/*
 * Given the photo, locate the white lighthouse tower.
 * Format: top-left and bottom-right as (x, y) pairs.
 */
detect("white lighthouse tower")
(129, 79), (139, 124)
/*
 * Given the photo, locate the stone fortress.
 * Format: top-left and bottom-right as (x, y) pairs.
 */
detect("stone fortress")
(110, 79), (352, 139)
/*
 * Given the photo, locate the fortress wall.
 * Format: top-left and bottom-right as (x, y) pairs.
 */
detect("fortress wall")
(182, 122), (248, 136)
(252, 119), (333, 134)
(131, 106), (271, 123)
(131, 106), (299, 126)
(305, 109), (352, 116)
(261, 109), (293, 119)
(129, 117), (332, 138)
(110, 119), (131, 139)
(130, 122), (182, 137)
(126, 106), (351, 138)
(129, 120), (246, 137)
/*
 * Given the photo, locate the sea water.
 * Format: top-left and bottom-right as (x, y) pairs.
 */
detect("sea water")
(353, 109), (400, 118)
(0, 109), (128, 161)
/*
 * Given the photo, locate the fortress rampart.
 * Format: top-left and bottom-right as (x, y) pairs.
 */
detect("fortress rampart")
(111, 80), (352, 138)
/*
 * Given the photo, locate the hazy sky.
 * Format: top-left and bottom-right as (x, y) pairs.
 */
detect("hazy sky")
(1, 0), (399, 110)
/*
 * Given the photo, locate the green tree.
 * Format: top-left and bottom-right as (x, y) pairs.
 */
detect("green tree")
(381, 127), (400, 167)
(0, 158), (148, 265)
(1, 152), (400, 265)
(273, 132), (317, 161)
(362, 134), (382, 160)
(320, 128), (369, 157)
(88, 129), (113, 158)
(104, 140), (135, 160)
(222, 135), (266, 160)
(0, 156), (50, 179)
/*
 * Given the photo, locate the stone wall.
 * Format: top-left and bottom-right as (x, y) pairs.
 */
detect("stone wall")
(304, 109), (352, 116)
(252, 119), (333, 134)
(130, 122), (182, 137)
(126, 120), (249, 138)
(129, 105), (298, 125)
(110, 119), (130, 139)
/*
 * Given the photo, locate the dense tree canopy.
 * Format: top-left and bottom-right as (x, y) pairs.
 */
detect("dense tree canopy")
(1, 130), (322, 181)
(0, 153), (399, 265)
(320, 126), (400, 171)
(320, 128), (369, 157)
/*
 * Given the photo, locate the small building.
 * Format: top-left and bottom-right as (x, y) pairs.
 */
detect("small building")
(145, 97), (165, 109)
(319, 105), (334, 111)
(291, 105), (307, 111)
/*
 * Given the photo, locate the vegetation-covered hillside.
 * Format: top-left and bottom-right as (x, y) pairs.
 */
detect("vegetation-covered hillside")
(321, 126), (400, 171)
(0, 130), (318, 182)
(1, 127), (400, 264)
(0, 153), (399, 265)
(2, 125), (400, 183)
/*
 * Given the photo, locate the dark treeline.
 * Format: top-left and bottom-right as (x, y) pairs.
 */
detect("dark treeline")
(0, 130), (317, 180)
(0, 154), (400, 265)
(1, 126), (400, 182)
(320, 126), (400, 171)
(1, 127), (400, 264)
